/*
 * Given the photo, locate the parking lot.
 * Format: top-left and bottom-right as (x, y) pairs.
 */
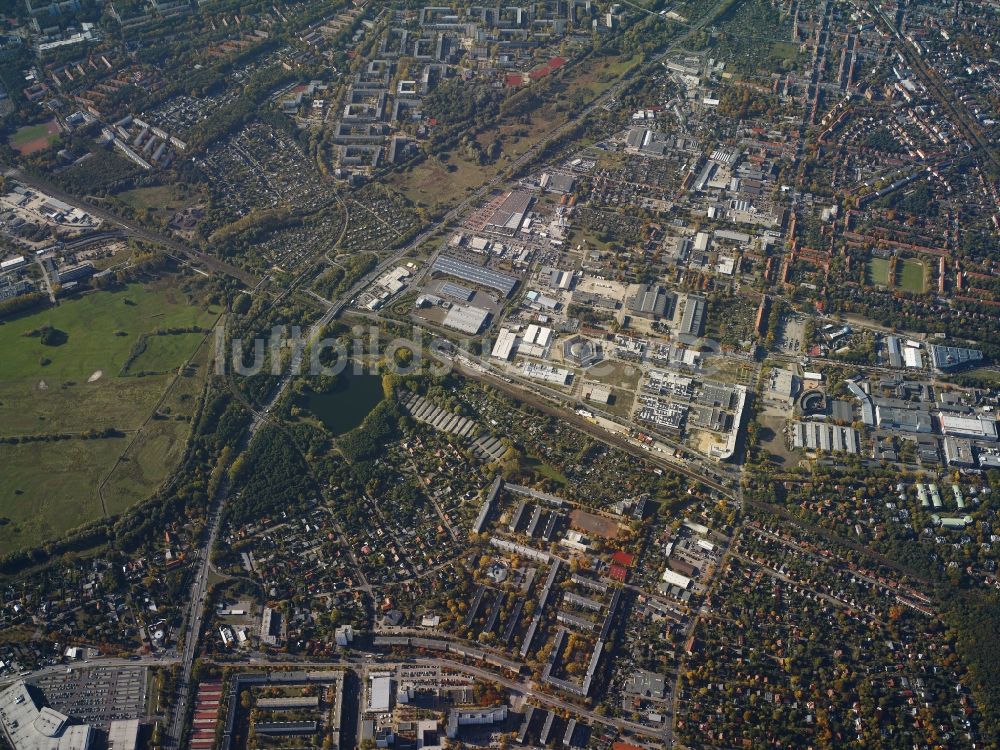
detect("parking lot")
(777, 313), (806, 354)
(30, 666), (147, 728)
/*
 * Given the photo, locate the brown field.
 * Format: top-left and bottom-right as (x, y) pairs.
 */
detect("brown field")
(570, 509), (622, 539)
(389, 51), (640, 212)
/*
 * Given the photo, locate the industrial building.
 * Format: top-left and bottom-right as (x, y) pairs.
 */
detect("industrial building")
(519, 362), (571, 385)
(56, 263), (95, 284)
(540, 172), (575, 194)
(627, 283), (676, 320)
(483, 190), (533, 235)
(928, 344), (983, 372)
(791, 421), (860, 454)
(939, 414), (998, 441)
(585, 385), (613, 404)
(438, 281), (474, 302)
(539, 266), (574, 290)
(563, 336), (602, 367)
(903, 346), (923, 369)
(846, 381), (875, 426)
(519, 324), (552, 356)
(886, 336), (903, 368)
(106, 719), (140, 750)
(625, 670), (667, 699)
(679, 294), (706, 337)
(661, 569), (691, 589)
(441, 304), (490, 334)
(431, 256), (518, 297)
(875, 404), (932, 433)
(943, 437), (976, 467)
(368, 675), (392, 713)
(490, 328), (518, 360)
(767, 368), (799, 403)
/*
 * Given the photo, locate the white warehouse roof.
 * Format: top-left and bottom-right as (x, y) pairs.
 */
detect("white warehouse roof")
(368, 675), (392, 713)
(491, 328), (517, 360)
(661, 569), (691, 589)
(442, 304), (490, 335)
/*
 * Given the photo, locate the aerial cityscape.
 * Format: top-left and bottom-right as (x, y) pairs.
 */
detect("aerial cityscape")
(0, 0), (998, 749)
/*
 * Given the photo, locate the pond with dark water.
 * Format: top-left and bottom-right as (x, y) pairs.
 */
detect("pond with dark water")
(299, 371), (383, 435)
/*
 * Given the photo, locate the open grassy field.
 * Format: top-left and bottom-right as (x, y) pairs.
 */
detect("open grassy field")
(116, 184), (202, 223)
(896, 258), (926, 293)
(866, 257), (890, 286)
(567, 52), (642, 98)
(525, 455), (569, 486)
(587, 361), (642, 391)
(0, 437), (128, 551)
(103, 337), (212, 515)
(128, 332), (208, 374)
(0, 375), (170, 435)
(0, 282), (214, 381)
(102, 418), (190, 516)
(566, 227), (616, 255)
(962, 368), (1000, 385)
(387, 100), (564, 208)
(0, 281), (219, 552)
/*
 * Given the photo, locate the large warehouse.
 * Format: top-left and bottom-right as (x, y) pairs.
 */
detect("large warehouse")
(876, 405), (933, 433)
(679, 294), (706, 336)
(628, 283), (676, 320)
(484, 190), (533, 235)
(928, 344), (983, 372)
(431, 256), (518, 297)
(940, 414), (998, 441)
(490, 328), (518, 360)
(442, 304), (490, 335)
(368, 675), (392, 713)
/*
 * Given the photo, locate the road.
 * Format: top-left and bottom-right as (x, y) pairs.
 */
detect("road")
(455, 359), (739, 501)
(166, 478), (237, 746)
(10, 3), (746, 742)
(227, 655), (664, 740)
(0, 656), (180, 689)
(7, 650), (661, 742)
(0, 166), (259, 288)
(863, 0), (999, 173)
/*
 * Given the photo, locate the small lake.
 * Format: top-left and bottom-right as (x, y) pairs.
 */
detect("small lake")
(300, 371), (384, 435)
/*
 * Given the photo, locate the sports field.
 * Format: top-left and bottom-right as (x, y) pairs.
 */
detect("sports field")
(0, 281), (219, 553)
(9, 120), (61, 155)
(896, 258), (926, 293)
(866, 257), (890, 286)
